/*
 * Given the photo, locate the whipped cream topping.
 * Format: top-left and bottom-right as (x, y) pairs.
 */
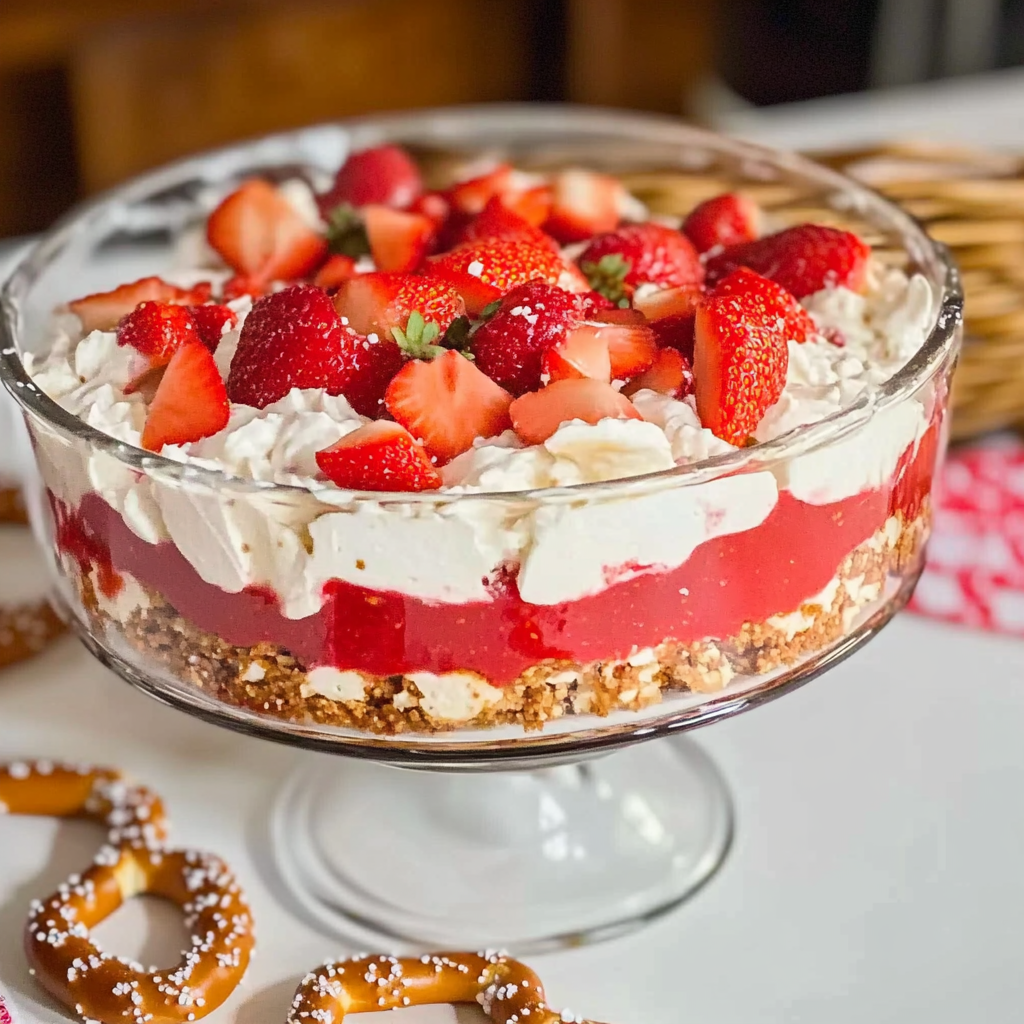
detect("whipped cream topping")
(23, 218), (937, 613)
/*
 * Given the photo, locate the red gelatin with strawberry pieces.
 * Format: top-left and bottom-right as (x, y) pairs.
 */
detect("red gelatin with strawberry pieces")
(52, 420), (937, 688)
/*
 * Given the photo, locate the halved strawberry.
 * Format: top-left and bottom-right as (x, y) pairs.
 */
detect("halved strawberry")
(457, 195), (559, 251)
(313, 254), (359, 290)
(705, 223), (871, 299)
(541, 325), (612, 383)
(693, 291), (789, 445)
(634, 284), (704, 358)
(712, 267), (816, 344)
(336, 329), (406, 418)
(506, 184), (553, 227)
(68, 277), (207, 334)
(334, 272), (464, 338)
(363, 205), (435, 273)
(579, 222), (704, 301)
(682, 193), (761, 253)
(141, 344), (229, 451)
(207, 179), (328, 289)
(509, 379), (642, 445)
(447, 164), (515, 216)
(544, 169), (627, 244)
(385, 351), (513, 464)
(315, 421), (441, 492)
(470, 281), (602, 395)
(407, 191), (450, 230)
(428, 239), (564, 315)
(317, 144), (423, 216)
(227, 285), (349, 408)
(116, 302), (201, 365)
(587, 310), (659, 379)
(188, 303), (238, 352)
(623, 348), (694, 399)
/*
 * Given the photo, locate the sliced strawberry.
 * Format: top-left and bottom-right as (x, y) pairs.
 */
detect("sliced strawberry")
(207, 179), (328, 288)
(407, 191), (450, 230)
(586, 310), (659, 380)
(579, 222), (704, 303)
(141, 344), (229, 451)
(334, 272), (465, 339)
(623, 348), (694, 399)
(336, 329), (406, 418)
(315, 421), (441, 492)
(682, 193), (761, 253)
(116, 302), (201, 365)
(712, 267), (816, 344)
(227, 285), (348, 408)
(363, 205), (435, 273)
(385, 351), (513, 464)
(317, 144), (422, 216)
(505, 184), (553, 227)
(428, 239), (564, 315)
(222, 275), (265, 301)
(544, 169), (627, 244)
(313, 254), (359, 290)
(509, 379), (642, 445)
(123, 363), (167, 398)
(68, 277), (203, 334)
(457, 195), (559, 251)
(469, 281), (598, 395)
(693, 291), (789, 445)
(188, 304), (238, 352)
(634, 284), (704, 358)
(447, 164), (515, 216)
(542, 325), (612, 383)
(705, 223), (871, 299)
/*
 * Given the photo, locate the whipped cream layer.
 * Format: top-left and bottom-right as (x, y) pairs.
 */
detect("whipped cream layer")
(25, 257), (934, 613)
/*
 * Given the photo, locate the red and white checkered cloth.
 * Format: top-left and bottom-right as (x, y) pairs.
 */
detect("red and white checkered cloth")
(910, 437), (1024, 632)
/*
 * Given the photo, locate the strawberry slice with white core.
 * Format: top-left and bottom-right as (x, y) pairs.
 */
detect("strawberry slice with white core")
(622, 348), (694, 399)
(207, 179), (328, 288)
(509, 379), (642, 445)
(682, 192), (761, 253)
(315, 421), (442, 492)
(141, 344), (229, 451)
(544, 169), (627, 244)
(362, 205), (435, 273)
(588, 310), (659, 379)
(634, 284), (704, 357)
(541, 325), (612, 383)
(68, 277), (207, 334)
(447, 164), (516, 216)
(317, 144), (423, 215)
(385, 350), (514, 464)
(313, 254), (359, 290)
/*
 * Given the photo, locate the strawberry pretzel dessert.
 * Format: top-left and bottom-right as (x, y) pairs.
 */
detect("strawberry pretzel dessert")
(18, 141), (946, 733)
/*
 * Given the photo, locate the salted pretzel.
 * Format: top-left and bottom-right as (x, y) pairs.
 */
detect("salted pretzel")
(0, 761), (254, 1024)
(288, 952), (610, 1023)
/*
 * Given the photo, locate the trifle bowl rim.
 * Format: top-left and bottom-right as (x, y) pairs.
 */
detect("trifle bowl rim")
(0, 103), (962, 509)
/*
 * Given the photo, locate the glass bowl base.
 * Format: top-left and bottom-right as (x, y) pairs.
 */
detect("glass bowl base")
(269, 738), (733, 950)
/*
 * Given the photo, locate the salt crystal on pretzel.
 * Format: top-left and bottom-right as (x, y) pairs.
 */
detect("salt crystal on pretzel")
(287, 951), (610, 1023)
(0, 761), (254, 1024)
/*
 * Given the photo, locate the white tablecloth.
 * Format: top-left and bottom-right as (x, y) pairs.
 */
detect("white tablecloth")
(5, 79), (1024, 1023)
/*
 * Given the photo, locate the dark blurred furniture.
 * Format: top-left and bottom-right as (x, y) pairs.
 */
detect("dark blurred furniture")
(0, 0), (543, 237)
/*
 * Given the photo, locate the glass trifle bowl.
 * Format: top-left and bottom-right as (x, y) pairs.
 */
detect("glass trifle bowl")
(0, 106), (961, 949)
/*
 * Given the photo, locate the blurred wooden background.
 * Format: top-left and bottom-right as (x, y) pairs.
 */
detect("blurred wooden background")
(0, 0), (716, 238)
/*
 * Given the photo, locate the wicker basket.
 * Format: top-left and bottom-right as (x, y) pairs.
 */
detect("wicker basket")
(619, 141), (1024, 443)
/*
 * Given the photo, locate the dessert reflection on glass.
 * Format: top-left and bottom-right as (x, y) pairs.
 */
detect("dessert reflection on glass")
(16, 142), (947, 732)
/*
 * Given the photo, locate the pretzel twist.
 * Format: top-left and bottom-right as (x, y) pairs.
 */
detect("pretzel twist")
(288, 952), (609, 1024)
(0, 760), (254, 1024)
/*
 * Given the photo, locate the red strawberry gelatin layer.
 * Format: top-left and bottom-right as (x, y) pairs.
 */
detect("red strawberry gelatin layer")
(54, 424), (938, 687)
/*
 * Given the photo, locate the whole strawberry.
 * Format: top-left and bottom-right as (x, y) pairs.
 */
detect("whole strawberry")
(693, 290), (789, 445)
(428, 239), (565, 315)
(578, 222), (704, 302)
(682, 192), (761, 253)
(227, 285), (349, 408)
(470, 282), (605, 395)
(705, 223), (871, 299)
(316, 144), (423, 216)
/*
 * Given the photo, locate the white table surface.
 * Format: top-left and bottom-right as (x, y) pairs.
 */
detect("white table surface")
(4, 79), (1024, 1023)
